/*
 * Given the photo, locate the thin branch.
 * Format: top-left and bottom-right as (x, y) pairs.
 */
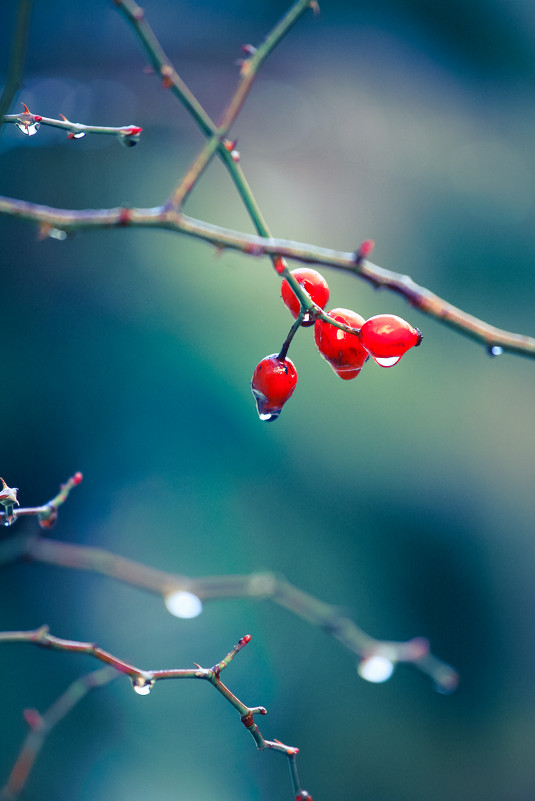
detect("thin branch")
(0, 667), (116, 801)
(169, 0), (314, 208)
(0, 630), (310, 801)
(112, 0), (314, 309)
(0, 0), (33, 136)
(0, 194), (532, 357)
(0, 533), (458, 692)
(1, 106), (142, 143)
(0, 471), (83, 528)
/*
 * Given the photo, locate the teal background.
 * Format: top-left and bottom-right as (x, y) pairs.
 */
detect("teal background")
(1, 1), (535, 800)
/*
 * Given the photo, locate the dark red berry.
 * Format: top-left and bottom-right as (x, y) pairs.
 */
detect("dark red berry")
(251, 355), (297, 421)
(281, 268), (329, 327)
(314, 308), (368, 379)
(359, 314), (422, 367)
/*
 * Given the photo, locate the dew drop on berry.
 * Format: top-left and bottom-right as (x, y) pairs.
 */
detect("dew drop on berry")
(373, 355), (402, 368)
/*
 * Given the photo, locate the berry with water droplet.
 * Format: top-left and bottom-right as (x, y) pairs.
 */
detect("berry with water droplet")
(281, 268), (329, 327)
(251, 355), (297, 421)
(314, 308), (368, 379)
(359, 314), (422, 367)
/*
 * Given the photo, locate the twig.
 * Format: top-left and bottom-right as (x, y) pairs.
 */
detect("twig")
(0, 532), (458, 692)
(0, 471), (83, 528)
(169, 0), (315, 208)
(0, 194), (532, 357)
(0, 667), (116, 801)
(113, 0), (315, 308)
(0, 630), (311, 801)
(0, 0), (33, 136)
(1, 106), (142, 143)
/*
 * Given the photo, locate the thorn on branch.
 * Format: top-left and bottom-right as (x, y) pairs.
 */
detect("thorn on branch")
(160, 65), (174, 88)
(117, 207), (133, 226)
(355, 239), (374, 265)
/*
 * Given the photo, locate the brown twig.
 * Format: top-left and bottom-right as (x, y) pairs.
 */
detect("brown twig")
(0, 194), (531, 357)
(0, 629), (311, 801)
(0, 667), (116, 801)
(0, 471), (83, 528)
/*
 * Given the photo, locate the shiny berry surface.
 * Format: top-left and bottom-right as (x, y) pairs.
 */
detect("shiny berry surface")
(359, 314), (422, 367)
(281, 268), (330, 326)
(314, 308), (368, 378)
(251, 355), (297, 421)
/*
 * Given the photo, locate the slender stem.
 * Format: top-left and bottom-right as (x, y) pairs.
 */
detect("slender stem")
(170, 0), (314, 208)
(278, 314), (305, 361)
(0, 0), (33, 136)
(1, 113), (142, 140)
(0, 472), (82, 527)
(112, 0), (314, 306)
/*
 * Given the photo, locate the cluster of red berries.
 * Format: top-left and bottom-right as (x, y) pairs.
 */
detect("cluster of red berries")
(251, 267), (422, 421)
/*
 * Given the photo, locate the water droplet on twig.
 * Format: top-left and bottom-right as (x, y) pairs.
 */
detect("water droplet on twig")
(131, 676), (155, 696)
(357, 655), (395, 683)
(16, 120), (40, 136)
(488, 345), (503, 357)
(164, 590), (203, 619)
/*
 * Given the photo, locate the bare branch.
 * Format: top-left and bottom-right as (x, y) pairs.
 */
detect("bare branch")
(1, 104), (142, 143)
(0, 630), (310, 801)
(0, 668), (116, 801)
(0, 471), (83, 529)
(0, 194), (531, 357)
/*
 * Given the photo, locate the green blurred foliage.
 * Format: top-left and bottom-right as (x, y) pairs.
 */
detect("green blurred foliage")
(1, 1), (535, 800)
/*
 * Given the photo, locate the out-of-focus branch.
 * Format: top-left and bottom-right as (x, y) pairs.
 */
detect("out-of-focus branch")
(0, 193), (532, 357)
(1, 105), (142, 144)
(0, 667), (116, 801)
(169, 0), (315, 208)
(0, 0), (33, 136)
(0, 630), (311, 801)
(0, 532), (458, 692)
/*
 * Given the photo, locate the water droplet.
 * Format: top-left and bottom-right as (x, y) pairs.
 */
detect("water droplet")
(373, 355), (401, 368)
(48, 228), (67, 241)
(16, 121), (40, 136)
(72, 131), (86, 139)
(488, 345), (503, 357)
(357, 655), (395, 683)
(119, 132), (139, 148)
(3, 505), (15, 526)
(164, 590), (203, 619)
(131, 676), (154, 696)
(259, 411), (280, 422)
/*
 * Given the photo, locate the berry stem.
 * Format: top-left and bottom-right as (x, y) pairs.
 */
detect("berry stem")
(278, 314), (304, 361)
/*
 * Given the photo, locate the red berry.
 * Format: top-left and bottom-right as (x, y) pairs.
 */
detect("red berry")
(251, 355), (297, 421)
(359, 314), (422, 367)
(314, 308), (368, 379)
(281, 268), (329, 327)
